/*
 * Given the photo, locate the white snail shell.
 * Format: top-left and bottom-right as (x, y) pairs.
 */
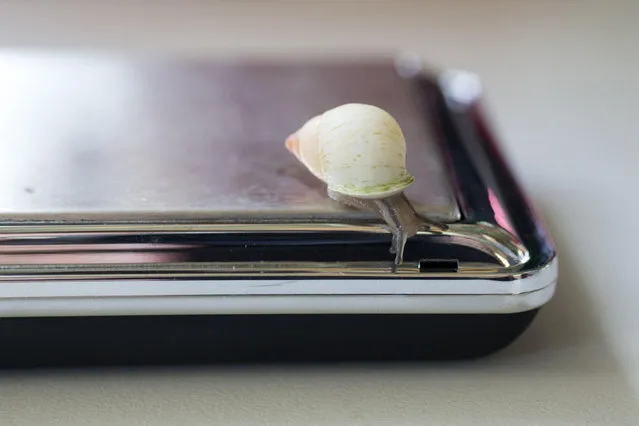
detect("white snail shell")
(285, 103), (415, 199)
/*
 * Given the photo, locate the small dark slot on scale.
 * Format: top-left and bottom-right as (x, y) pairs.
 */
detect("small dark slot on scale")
(419, 259), (459, 273)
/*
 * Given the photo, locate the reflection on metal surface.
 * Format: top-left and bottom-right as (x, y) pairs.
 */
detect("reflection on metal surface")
(0, 219), (528, 271)
(0, 53), (556, 306)
(0, 282), (557, 316)
(0, 52), (459, 222)
(0, 243), (189, 265)
(439, 69), (483, 109)
(488, 188), (516, 235)
(0, 259), (551, 282)
(394, 52), (424, 79)
(0, 258), (558, 298)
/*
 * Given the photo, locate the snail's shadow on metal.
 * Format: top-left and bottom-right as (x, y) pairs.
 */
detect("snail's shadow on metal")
(275, 162), (332, 200)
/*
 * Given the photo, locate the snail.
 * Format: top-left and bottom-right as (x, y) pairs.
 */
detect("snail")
(285, 103), (447, 265)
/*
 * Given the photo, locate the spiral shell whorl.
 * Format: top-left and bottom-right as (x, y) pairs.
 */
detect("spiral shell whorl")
(316, 103), (414, 199)
(285, 114), (323, 180)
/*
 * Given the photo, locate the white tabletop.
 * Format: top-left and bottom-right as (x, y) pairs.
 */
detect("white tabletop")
(1, 1), (638, 424)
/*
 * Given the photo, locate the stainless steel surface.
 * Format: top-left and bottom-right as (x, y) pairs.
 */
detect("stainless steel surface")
(0, 52), (460, 222)
(0, 283), (556, 316)
(0, 221), (528, 272)
(0, 53), (557, 315)
(0, 256), (556, 294)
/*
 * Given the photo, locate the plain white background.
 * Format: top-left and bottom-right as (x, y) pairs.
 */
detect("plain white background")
(0, 0), (638, 424)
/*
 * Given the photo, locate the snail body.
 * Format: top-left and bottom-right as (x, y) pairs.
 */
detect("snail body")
(286, 103), (446, 265)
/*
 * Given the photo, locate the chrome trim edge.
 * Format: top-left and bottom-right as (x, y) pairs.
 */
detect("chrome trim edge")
(0, 255), (557, 299)
(0, 275), (556, 318)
